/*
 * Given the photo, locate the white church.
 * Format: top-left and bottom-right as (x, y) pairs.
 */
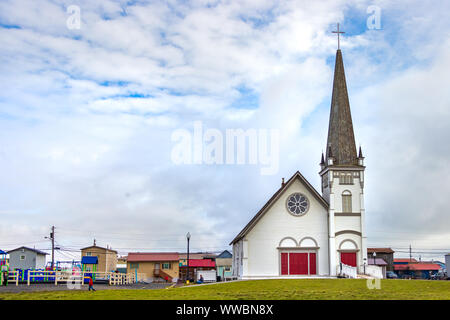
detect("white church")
(230, 47), (368, 278)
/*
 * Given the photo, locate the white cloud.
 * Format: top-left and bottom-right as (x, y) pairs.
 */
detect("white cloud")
(0, 0), (449, 260)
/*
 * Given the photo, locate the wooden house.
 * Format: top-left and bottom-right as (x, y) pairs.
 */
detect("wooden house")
(127, 252), (179, 282)
(80, 244), (117, 273)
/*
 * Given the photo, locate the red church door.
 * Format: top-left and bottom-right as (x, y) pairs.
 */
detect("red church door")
(340, 252), (357, 267)
(281, 253), (289, 275)
(281, 252), (317, 275)
(289, 253), (308, 275)
(309, 253), (317, 275)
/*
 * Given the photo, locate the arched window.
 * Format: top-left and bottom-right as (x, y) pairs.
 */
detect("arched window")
(339, 172), (353, 184)
(342, 190), (352, 213)
(279, 237), (297, 247)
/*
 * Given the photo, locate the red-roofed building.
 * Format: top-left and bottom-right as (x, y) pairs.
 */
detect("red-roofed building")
(394, 263), (440, 271)
(394, 261), (441, 279)
(179, 259), (216, 282)
(127, 252), (180, 283)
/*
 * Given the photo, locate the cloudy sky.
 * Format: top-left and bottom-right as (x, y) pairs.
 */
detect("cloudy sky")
(0, 0), (449, 262)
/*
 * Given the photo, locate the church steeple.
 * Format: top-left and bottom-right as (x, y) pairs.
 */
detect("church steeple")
(325, 48), (358, 166)
(319, 28), (368, 276)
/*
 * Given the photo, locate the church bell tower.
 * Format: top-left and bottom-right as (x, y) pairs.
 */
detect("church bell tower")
(319, 30), (367, 275)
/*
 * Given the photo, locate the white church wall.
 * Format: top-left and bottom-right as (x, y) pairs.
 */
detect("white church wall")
(232, 241), (243, 278)
(244, 178), (330, 277)
(334, 216), (362, 233)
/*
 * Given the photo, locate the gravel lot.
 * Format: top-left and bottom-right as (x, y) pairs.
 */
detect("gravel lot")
(0, 282), (170, 293)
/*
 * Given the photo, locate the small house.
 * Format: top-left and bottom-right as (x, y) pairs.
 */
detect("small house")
(216, 250), (232, 281)
(127, 252), (179, 282)
(7, 247), (48, 270)
(80, 244), (118, 273)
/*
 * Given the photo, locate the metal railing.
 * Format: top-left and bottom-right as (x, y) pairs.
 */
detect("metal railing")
(337, 263), (357, 278)
(361, 265), (384, 279)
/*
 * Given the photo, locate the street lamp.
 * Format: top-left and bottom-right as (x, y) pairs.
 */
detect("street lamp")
(372, 252), (377, 266)
(363, 257), (367, 274)
(186, 232), (191, 284)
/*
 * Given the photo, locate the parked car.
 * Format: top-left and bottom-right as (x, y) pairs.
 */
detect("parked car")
(386, 271), (398, 279)
(431, 271), (447, 280)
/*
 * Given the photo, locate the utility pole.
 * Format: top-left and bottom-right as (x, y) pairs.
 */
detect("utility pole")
(409, 244), (412, 262)
(51, 226), (55, 270)
(186, 232), (191, 283)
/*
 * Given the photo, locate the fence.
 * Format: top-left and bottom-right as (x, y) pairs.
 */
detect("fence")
(0, 270), (19, 286)
(337, 263), (357, 279)
(1, 270), (146, 286)
(362, 265), (384, 279)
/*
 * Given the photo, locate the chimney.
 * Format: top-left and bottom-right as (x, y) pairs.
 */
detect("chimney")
(281, 178), (285, 187)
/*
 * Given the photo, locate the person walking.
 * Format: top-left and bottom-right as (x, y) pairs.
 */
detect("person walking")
(88, 276), (96, 291)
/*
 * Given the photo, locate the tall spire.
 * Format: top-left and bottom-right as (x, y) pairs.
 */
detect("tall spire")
(325, 48), (357, 166)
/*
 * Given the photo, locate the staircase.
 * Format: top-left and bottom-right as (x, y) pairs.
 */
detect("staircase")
(153, 268), (173, 283)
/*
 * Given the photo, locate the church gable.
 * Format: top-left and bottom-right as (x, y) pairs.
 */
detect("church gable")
(230, 171), (329, 245)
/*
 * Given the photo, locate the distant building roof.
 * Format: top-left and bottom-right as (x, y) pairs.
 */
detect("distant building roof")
(179, 253), (216, 260)
(7, 246), (48, 256)
(394, 258), (418, 263)
(127, 252), (179, 262)
(368, 258), (388, 266)
(181, 259), (215, 268)
(80, 245), (117, 253)
(394, 263), (441, 271)
(81, 256), (98, 264)
(216, 250), (232, 259)
(367, 248), (394, 254)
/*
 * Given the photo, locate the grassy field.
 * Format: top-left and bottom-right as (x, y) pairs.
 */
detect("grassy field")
(0, 279), (449, 300)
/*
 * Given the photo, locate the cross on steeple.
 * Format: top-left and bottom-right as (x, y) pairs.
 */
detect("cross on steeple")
(332, 23), (345, 50)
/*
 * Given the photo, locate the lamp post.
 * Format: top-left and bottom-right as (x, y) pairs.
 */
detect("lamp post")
(186, 232), (191, 284)
(372, 252), (377, 267)
(363, 257), (367, 274)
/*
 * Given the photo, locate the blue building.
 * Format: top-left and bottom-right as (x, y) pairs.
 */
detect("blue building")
(216, 250), (232, 281)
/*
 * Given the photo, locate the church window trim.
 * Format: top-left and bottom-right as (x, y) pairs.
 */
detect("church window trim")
(278, 237), (298, 247)
(342, 190), (352, 213)
(338, 239), (359, 251)
(339, 172), (354, 185)
(286, 193), (310, 217)
(299, 236), (319, 248)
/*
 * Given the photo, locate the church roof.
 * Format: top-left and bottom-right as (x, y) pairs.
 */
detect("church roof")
(229, 171), (329, 245)
(326, 49), (358, 166)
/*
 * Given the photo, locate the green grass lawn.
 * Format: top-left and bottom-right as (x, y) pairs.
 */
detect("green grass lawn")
(1, 279), (449, 300)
